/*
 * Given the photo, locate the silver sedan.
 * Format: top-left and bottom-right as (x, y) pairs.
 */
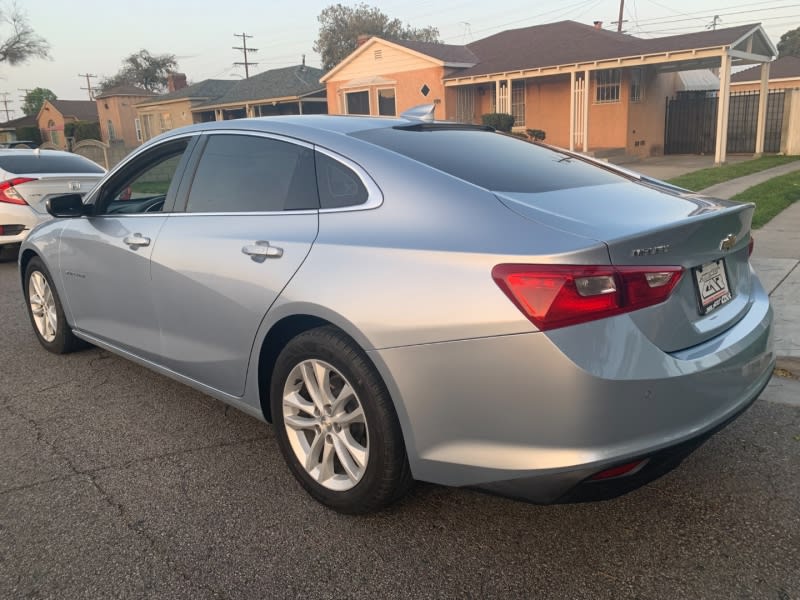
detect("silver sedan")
(18, 108), (774, 513)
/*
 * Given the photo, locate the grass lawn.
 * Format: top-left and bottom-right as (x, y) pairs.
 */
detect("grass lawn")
(666, 155), (800, 191)
(733, 170), (800, 229)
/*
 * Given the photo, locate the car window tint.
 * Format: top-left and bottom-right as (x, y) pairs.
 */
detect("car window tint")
(0, 153), (105, 174)
(186, 134), (318, 213)
(350, 128), (624, 194)
(100, 139), (190, 215)
(315, 152), (368, 209)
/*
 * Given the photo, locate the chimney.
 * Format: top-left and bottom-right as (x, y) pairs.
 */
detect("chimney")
(167, 72), (188, 92)
(593, 21), (603, 30)
(356, 34), (371, 47)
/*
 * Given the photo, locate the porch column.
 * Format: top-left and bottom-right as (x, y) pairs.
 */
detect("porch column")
(754, 62), (771, 156)
(299, 100), (304, 115)
(582, 70), (590, 153)
(495, 79), (501, 113)
(214, 109), (223, 121)
(714, 53), (732, 165)
(569, 71), (576, 151)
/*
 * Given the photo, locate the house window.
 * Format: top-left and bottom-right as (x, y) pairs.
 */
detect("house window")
(511, 80), (525, 126)
(456, 87), (475, 123)
(345, 90), (370, 115)
(134, 118), (143, 142)
(107, 120), (116, 141)
(377, 88), (395, 116)
(630, 68), (643, 103)
(595, 69), (621, 103)
(159, 112), (173, 132)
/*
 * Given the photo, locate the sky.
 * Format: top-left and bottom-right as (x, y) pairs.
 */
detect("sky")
(1, 0), (797, 119)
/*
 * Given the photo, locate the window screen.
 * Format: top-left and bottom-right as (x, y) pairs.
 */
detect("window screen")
(316, 153), (368, 209)
(186, 134), (318, 213)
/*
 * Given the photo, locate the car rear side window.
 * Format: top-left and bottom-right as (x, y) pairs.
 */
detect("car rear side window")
(315, 152), (368, 209)
(351, 128), (623, 193)
(186, 134), (318, 213)
(0, 154), (105, 174)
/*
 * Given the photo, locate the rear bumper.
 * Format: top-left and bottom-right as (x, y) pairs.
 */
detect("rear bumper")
(0, 204), (45, 246)
(371, 269), (774, 502)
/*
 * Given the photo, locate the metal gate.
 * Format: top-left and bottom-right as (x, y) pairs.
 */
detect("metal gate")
(664, 89), (785, 154)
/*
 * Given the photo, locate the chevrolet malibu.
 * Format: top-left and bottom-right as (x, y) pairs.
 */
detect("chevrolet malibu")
(19, 108), (774, 513)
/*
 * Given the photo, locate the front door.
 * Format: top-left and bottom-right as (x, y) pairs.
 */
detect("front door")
(58, 137), (196, 361)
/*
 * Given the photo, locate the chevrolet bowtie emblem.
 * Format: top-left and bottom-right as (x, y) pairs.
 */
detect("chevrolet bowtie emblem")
(719, 233), (737, 252)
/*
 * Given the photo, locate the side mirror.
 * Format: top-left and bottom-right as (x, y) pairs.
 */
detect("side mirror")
(46, 194), (91, 218)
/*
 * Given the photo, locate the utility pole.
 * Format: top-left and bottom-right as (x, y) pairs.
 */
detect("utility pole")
(706, 15), (722, 31)
(18, 87), (32, 105)
(78, 73), (97, 99)
(0, 93), (14, 121)
(233, 32), (258, 79)
(616, 0), (625, 32)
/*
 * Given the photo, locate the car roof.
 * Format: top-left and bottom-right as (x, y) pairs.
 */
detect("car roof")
(0, 148), (77, 157)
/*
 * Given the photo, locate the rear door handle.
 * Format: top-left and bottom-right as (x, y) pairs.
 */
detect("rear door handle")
(242, 240), (283, 262)
(123, 233), (151, 249)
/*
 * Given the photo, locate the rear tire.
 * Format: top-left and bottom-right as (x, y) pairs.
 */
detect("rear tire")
(270, 326), (412, 513)
(24, 257), (85, 354)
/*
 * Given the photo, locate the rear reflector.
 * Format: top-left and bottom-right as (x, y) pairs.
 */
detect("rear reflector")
(0, 177), (37, 205)
(590, 459), (648, 481)
(492, 264), (683, 330)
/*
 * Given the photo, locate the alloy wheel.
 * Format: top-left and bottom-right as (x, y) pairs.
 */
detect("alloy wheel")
(29, 271), (57, 342)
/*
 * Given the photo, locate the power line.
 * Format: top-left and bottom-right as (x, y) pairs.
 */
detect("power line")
(233, 32), (259, 79)
(78, 73), (97, 100)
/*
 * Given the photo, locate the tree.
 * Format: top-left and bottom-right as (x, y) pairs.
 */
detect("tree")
(314, 3), (440, 71)
(777, 26), (800, 58)
(99, 49), (178, 93)
(22, 87), (56, 116)
(0, 2), (50, 65)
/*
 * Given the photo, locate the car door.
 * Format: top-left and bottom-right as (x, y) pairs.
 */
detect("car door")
(57, 136), (198, 361)
(150, 132), (319, 396)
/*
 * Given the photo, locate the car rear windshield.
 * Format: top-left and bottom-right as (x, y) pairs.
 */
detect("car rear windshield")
(0, 154), (105, 175)
(350, 127), (624, 193)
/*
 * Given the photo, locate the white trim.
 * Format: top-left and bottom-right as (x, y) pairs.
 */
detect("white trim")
(728, 49), (774, 62)
(731, 75), (800, 86)
(321, 37), (449, 83)
(729, 25), (779, 58)
(376, 87), (397, 117)
(343, 88), (371, 115)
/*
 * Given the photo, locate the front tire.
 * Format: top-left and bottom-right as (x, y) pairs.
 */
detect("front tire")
(24, 257), (84, 354)
(270, 326), (412, 513)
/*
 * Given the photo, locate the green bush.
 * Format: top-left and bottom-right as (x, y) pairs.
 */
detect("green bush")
(481, 113), (515, 132)
(15, 126), (42, 145)
(64, 121), (101, 143)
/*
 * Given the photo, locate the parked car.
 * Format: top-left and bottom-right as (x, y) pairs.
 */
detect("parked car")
(0, 149), (104, 248)
(18, 108), (774, 513)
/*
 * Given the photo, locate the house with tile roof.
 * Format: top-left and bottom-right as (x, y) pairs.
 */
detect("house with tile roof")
(36, 99), (99, 149)
(323, 21), (778, 164)
(95, 85), (155, 148)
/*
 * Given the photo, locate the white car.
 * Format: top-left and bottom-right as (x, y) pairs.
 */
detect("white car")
(0, 149), (105, 248)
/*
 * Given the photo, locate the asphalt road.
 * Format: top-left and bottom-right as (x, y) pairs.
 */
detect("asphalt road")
(1, 252), (799, 600)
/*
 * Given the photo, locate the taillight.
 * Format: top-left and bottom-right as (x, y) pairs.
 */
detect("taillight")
(492, 264), (684, 331)
(0, 177), (37, 205)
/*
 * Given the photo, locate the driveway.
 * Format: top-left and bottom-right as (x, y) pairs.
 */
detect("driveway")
(1, 253), (799, 599)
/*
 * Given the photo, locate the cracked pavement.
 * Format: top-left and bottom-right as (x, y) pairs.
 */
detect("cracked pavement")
(1, 252), (799, 599)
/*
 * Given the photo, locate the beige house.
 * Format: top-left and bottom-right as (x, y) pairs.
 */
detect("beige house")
(95, 85), (155, 148)
(134, 79), (235, 143)
(36, 99), (99, 149)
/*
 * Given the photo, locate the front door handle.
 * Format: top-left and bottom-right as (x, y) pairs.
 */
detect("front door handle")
(123, 233), (151, 249)
(242, 240), (283, 262)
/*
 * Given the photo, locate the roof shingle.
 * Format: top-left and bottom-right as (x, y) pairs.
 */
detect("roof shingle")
(50, 99), (99, 121)
(194, 65), (326, 108)
(731, 55), (800, 82)
(135, 79), (237, 107)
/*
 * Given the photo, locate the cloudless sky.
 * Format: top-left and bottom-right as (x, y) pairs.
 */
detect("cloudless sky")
(1, 0), (796, 118)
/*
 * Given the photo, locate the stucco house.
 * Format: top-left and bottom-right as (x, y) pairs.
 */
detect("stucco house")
(95, 85), (155, 148)
(36, 99), (99, 149)
(731, 55), (800, 92)
(323, 21), (777, 164)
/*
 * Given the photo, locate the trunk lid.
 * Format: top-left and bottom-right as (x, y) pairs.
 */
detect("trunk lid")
(12, 174), (102, 214)
(496, 181), (754, 352)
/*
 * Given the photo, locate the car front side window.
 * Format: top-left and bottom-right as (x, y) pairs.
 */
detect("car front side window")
(96, 138), (192, 216)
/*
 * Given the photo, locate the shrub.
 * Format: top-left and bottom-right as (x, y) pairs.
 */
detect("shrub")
(526, 129), (546, 141)
(481, 113), (515, 132)
(64, 121), (101, 143)
(15, 126), (42, 145)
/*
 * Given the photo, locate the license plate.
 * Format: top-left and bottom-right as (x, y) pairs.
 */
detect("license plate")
(693, 259), (732, 315)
